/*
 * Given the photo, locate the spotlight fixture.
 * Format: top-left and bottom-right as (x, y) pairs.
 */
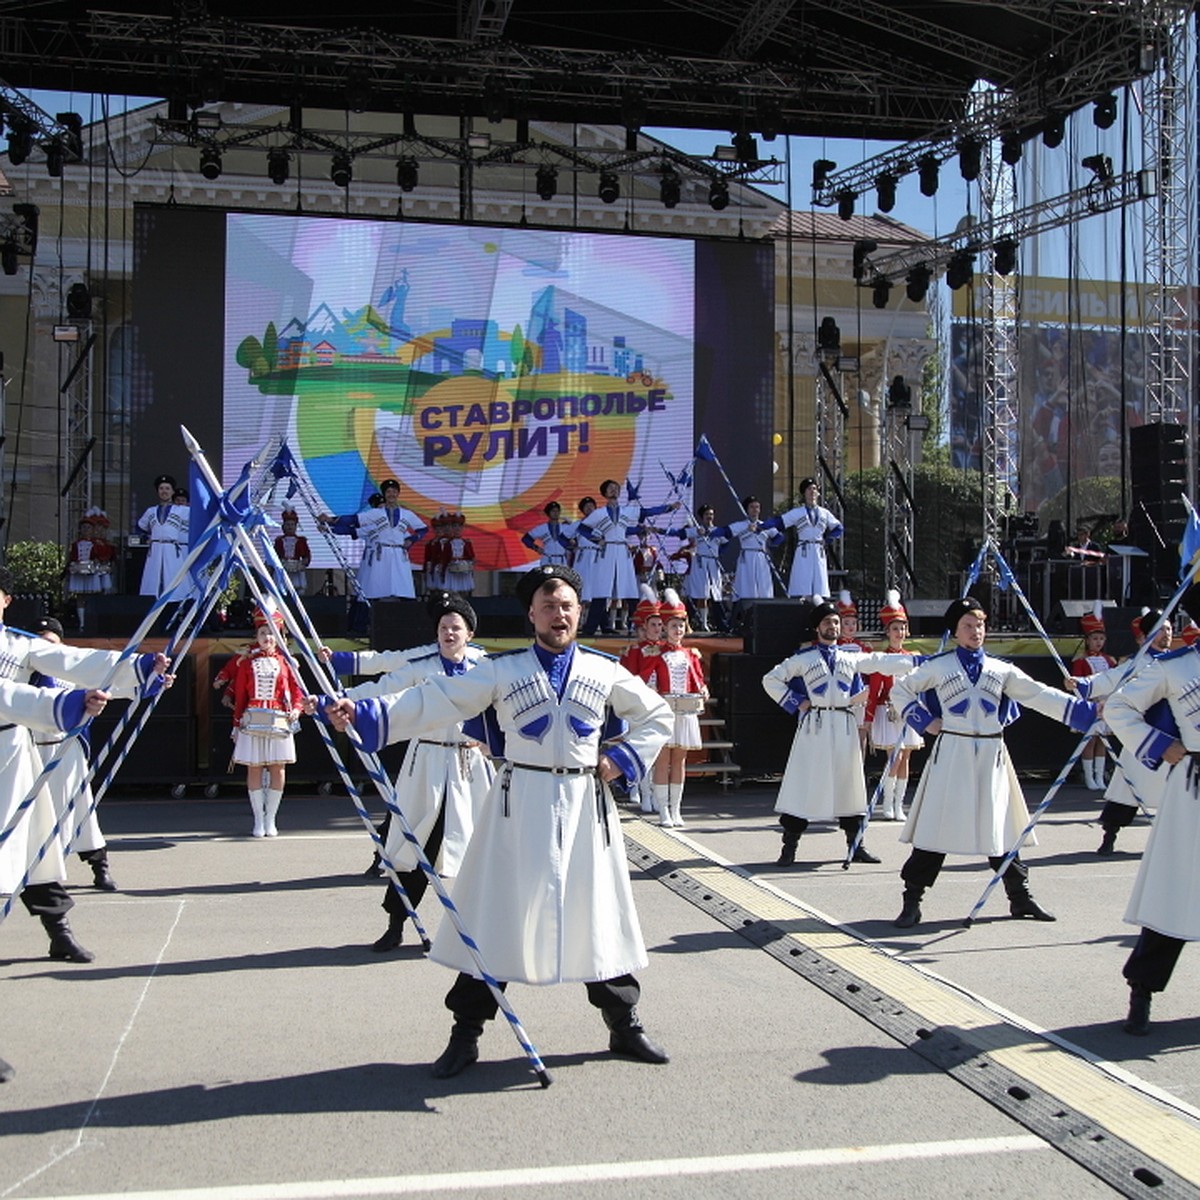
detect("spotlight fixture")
(1, 238), (18, 276)
(707, 176), (729, 211)
(871, 276), (892, 310)
(598, 170), (620, 204)
(1042, 113), (1065, 149)
(198, 144), (222, 181)
(6, 122), (33, 166)
(1000, 132), (1024, 166)
(267, 147), (290, 186)
(44, 139), (65, 178)
(812, 158), (836, 190)
(946, 250), (975, 291)
(875, 171), (897, 213)
(1093, 93), (1118, 130)
(330, 151), (352, 189)
(887, 375), (912, 408)
(905, 263), (932, 302)
(66, 281), (92, 319)
(56, 113), (83, 159)
(396, 156), (419, 192)
(993, 237), (1018, 277)
(1082, 153), (1115, 184)
(535, 163), (558, 201)
(733, 132), (758, 164)
(659, 165), (681, 209)
(836, 190), (856, 221)
(817, 316), (841, 357)
(957, 136), (982, 182)
(918, 154), (939, 197)
(852, 239), (878, 281)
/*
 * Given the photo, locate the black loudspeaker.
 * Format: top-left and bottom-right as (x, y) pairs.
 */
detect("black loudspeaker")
(1050, 598), (1115, 635)
(712, 652), (781, 715)
(1130, 422), (1187, 503)
(471, 594), (528, 638)
(711, 652), (797, 775)
(743, 599), (812, 659)
(5, 596), (47, 630)
(91, 711), (196, 785)
(904, 599), (955, 636)
(302, 595), (350, 637)
(91, 594), (155, 637)
(370, 599), (436, 651)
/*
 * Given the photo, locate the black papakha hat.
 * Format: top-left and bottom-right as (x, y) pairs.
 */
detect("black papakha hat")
(153, 474), (176, 489)
(515, 563), (583, 610)
(809, 599), (839, 634)
(33, 616), (64, 638)
(426, 589), (477, 633)
(944, 596), (987, 633)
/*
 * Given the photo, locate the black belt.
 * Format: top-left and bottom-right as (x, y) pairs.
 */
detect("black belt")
(501, 761), (608, 846)
(418, 739), (478, 749)
(940, 729), (1003, 739)
(507, 762), (596, 775)
(0, 723), (14, 732)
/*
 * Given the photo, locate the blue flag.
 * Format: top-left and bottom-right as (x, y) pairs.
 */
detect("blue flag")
(1180, 505), (1200, 584)
(695, 435), (718, 463)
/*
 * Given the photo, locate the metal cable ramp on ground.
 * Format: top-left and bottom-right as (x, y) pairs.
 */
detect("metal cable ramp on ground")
(623, 818), (1200, 1200)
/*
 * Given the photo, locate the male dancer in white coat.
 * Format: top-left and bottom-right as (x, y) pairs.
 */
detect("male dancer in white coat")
(0, 676), (112, 1083)
(319, 478), (427, 600)
(324, 563), (673, 1078)
(765, 477), (843, 599)
(763, 599), (916, 866)
(1104, 636), (1200, 1034)
(888, 597), (1097, 928)
(136, 473), (189, 597)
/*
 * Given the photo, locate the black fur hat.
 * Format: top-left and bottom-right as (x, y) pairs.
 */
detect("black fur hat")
(426, 589), (477, 633)
(515, 563), (583, 610)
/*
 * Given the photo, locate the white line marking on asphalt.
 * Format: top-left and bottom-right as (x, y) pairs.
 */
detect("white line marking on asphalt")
(1, 900), (188, 1200)
(12, 1135), (1049, 1200)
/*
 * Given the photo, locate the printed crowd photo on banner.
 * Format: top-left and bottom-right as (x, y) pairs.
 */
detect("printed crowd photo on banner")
(222, 216), (696, 572)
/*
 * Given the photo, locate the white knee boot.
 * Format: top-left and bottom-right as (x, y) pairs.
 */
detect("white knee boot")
(894, 778), (909, 819)
(668, 781), (685, 828)
(638, 781), (656, 814)
(263, 789), (283, 836)
(248, 789), (266, 837)
(879, 774), (897, 820)
(655, 783), (673, 826)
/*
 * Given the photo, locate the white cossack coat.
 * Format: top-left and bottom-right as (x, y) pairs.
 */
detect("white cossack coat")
(345, 644), (493, 876)
(727, 520), (778, 601)
(137, 503), (190, 596)
(1104, 648), (1200, 940)
(579, 504), (640, 602)
(764, 646), (913, 821)
(890, 651), (1084, 856)
(355, 505), (426, 599)
(780, 504), (842, 598)
(684, 526), (727, 601)
(360, 643), (671, 984)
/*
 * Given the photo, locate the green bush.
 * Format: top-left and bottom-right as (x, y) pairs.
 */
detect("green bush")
(5, 540), (67, 606)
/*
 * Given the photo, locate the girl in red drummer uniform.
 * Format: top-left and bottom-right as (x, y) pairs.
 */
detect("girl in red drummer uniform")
(864, 590), (924, 820)
(231, 607), (306, 837)
(274, 509), (311, 595)
(1070, 601), (1116, 791)
(620, 586), (665, 814)
(66, 507), (116, 630)
(646, 588), (707, 827)
(444, 512), (476, 595)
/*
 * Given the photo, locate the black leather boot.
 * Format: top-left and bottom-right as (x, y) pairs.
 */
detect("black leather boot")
(776, 835), (799, 866)
(894, 890), (923, 928)
(41, 914), (95, 963)
(431, 1019), (484, 1078)
(1123, 984), (1152, 1035)
(1097, 827), (1117, 856)
(371, 914), (406, 953)
(363, 849), (384, 877)
(604, 1008), (669, 1064)
(840, 816), (879, 863)
(82, 849), (117, 892)
(1004, 873), (1056, 921)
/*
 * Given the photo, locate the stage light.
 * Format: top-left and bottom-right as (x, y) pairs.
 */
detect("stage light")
(535, 163), (558, 201)
(659, 165), (681, 209)
(7, 122), (32, 166)
(875, 171), (897, 213)
(708, 176), (729, 210)
(852, 239), (877, 281)
(733, 132), (758, 164)
(66, 282), (91, 319)
(267, 147), (290, 186)
(396, 156), (419, 192)
(1082, 153), (1114, 184)
(817, 316), (841, 357)
(887, 375), (912, 408)
(1042, 113), (1065, 149)
(946, 250), (975, 291)
(44, 140), (65, 178)
(598, 170), (619, 204)
(330, 151), (352, 188)
(812, 158), (836, 190)
(1, 239), (18, 276)
(906, 263), (932, 302)
(871, 276), (892, 309)
(836, 189), (855, 221)
(1093, 93), (1118, 129)
(199, 144), (222, 180)
(957, 137), (982, 182)
(1001, 132), (1023, 166)
(918, 154), (939, 197)
(993, 237), (1018, 277)
(56, 113), (83, 159)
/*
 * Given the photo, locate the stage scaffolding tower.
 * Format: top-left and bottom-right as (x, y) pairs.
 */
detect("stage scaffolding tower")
(61, 326), (95, 543)
(882, 372), (916, 596)
(814, 353), (846, 539)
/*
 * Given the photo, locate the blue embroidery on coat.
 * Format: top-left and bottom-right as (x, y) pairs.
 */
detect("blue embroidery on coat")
(568, 715), (596, 739)
(518, 714), (551, 742)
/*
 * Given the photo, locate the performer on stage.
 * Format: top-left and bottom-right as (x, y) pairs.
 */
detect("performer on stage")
(888, 597), (1097, 928)
(619, 587), (664, 815)
(319, 479), (427, 600)
(273, 509), (311, 595)
(230, 607), (306, 838)
(1070, 602), (1116, 790)
(578, 479), (677, 636)
(29, 617), (117, 892)
(836, 591), (872, 754)
(522, 501), (576, 567)
(678, 504), (728, 634)
(321, 563), (673, 1078)
(716, 496), (782, 613)
(763, 599), (915, 867)
(422, 513), (449, 595)
(1104, 629), (1200, 1035)
(645, 589), (706, 828)
(572, 497), (599, 628)
(341, 590), (496, 953)
(444, 512), (475, 596)
(766, 478), (843, 599)
(864, 591), (924, 821)
(137, 474), (190, 597)
(66, 508), (115, 630)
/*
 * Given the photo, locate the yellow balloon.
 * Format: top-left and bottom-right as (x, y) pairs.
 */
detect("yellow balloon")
(772, 433), (783, 446)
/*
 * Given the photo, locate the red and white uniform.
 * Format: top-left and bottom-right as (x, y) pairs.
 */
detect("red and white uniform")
(231, 648), (306, 766)
(67, 536), (116, 595)
(865, 647), (924, 750)
(445, 533), (475, 594)
(647, 645), (706, 749)
(274, 533), (311, 593)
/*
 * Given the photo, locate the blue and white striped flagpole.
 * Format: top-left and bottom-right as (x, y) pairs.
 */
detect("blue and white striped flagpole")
(182, 425), (552, 1086)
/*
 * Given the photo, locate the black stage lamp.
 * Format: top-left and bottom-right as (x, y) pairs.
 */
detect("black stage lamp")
(871, 276), (892, 309)
(1094, 93), (1118, 130)
(267, 147), (290, 186)
(44, 140), (65, 178)
(887, 375), (912, 408)
(1042, 113), (1065, 149)
(330, 151), (352, 189)
(817, 316), (841, 357)
(708, 176), (729, 211)
(957, 136), (982, 182)
(199, 144), (222, 181)
(946, 250), (975, 291)
(852, 239), (877, 281)
(812, 158), (836, 190)
(1082, 153), (1114, 183)
(836, 189), (855, 221)
(1, 239), (18, 276)
(659, 165), (681, 209)
(7, 122), (32, 166)
(396, 156), (419, 192)
(918, 154), (939, 197)
(535, 163), (557, 201)
(906, 263), (932, 302)
(993, 237), (1018, 277)
(598, 171), (620, 204)
(1001, 132), (1024, 166)
(66, 282), (92, 319)
(875, 171), (897, 213)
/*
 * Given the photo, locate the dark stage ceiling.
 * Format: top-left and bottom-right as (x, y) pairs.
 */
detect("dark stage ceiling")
(0, 2), (1179, 143)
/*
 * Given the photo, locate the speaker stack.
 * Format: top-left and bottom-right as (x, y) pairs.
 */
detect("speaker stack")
(1130, 422), (1188, 595)
(710, 651), (797, 776)
(741, 599), (812, 660)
